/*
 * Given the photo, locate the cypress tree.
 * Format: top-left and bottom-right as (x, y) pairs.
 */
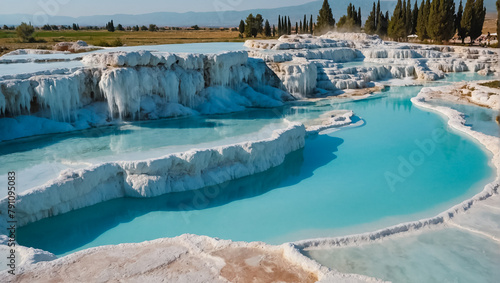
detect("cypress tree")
(296, 22), (299, 34)
(384, 11), (390, 35)
(388, 0), (406, 40)
(310, 15), (314, 34)
(412, 1), (419, 34)
(273, 25), (276, 37)
(443, 0), (457, 41)
(426, 0), (439, 41)
(358, 7), (362, 26)
(283, 17), (287, 34)
(365, 2), (377, 34)
(405, 0), (412, 36)
(337, 3), (358, 30)
(304, 14), (308, 32)
(265, 20), (271, 37)
(402, 0), (407, 37)
(376, 0), (381, 28)
(461, 0), (474, 42)
(255, 14), (264, 35)
(416, 0), (429, 40)
(288, 16), (292, 35)
(316, 0), (336, 34)
(107, 20), (115, 32)
(457, 0), (467, 43)
(470, 0), (485, 41)
(278, 15), (281, 35)
(300, 21), (303, 33)
(239, 20), (245, 35)
(245, 14), (255, 38)
(427, 0), (456, 42)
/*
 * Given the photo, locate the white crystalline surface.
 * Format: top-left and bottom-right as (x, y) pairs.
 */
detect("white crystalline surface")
(0, 123), (306, 227)
(306, 191), (500, 283)
(0, 35), (499, 282)
(416, 80), (500, 110)
(2, 234), (382, 283)
(300, 76), (500, 283)
(247, 32), (498, 96)
(0, 50), (289, 141)
(305, 227), (500, 283)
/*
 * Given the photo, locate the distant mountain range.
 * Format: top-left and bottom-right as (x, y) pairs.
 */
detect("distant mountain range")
(0, 0), (497, 27)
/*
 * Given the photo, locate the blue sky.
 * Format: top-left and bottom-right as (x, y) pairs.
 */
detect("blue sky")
(1, 0), (320, 16)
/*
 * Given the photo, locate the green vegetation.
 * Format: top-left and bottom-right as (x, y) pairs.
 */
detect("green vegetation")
(106, 20), (115, 32)
(149, 24), (158, 32)
(95, 38), (123, 47)
(365, 0), (389, 36)
(427, 0), (455, 42)
(1, 0), (493, 54)
(239, 20), (245, 35)
(416, 0), (430, 39)
(244, 14), (264, 38)
(459, 0), (486, 43)
(391, 0), (484, 43)
(388, 0), (405, 40)
(16, 22), (35, 42)
(337, 3), (362, 31)
(0, 29), (247, 55)
(456, 1), (467, 43)
(479, 80), (500, 89)
(316, 0), (336, 34)
(365, 3), (377, 34)
(265, 20), (272, 37)
(278, 15), (291, 36)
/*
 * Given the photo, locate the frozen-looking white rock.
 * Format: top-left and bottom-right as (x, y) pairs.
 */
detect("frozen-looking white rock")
(0, 50), (288, 141)
(246, 32), (499, 95)
(0, 123), (306, 227)
(416, 80), (500, 110)
(293, 83), (500, 253)
(1, 234), (383, 283)
(2, 33), (497, 141)
(54, 40), (101, 53)
(0, 235), (57, 271)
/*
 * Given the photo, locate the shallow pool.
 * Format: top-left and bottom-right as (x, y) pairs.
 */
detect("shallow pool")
(304, 228), (500, 283)
(16, 74), (495, 256)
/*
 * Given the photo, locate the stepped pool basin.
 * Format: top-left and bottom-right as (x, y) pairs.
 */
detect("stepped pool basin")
(0, 34), (498, 283)
(15, 73), (496, 256)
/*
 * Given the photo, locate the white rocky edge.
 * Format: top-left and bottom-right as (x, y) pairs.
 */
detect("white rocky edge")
(0, 123), (306, 228)
(305, 110), (358, 134)
(1, 34), (498, 281)
(293, 84), (500, 251)
(246, 32), (499, 95)
(0, 50), (291, 141)
(1, 234), (385, 282)
(1, 33), (497, 141)
(0, 235), (56, 269)
(416, 80), (500, 110)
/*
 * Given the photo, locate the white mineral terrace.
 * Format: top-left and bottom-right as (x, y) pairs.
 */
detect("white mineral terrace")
(0, 32), (499, 282)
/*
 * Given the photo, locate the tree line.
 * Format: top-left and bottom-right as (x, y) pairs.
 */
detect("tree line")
(239, 14), (271, 38)
(386, 0), (486, 43)
(239, 14), (315, 38)
(365, 1), (390, 37)
(337, 3), (363, 31)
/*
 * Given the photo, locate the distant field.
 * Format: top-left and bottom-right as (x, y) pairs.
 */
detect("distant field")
(483, 13), (498, 33)
(0, 29), (252, 55)
(1, 15), (498, 56)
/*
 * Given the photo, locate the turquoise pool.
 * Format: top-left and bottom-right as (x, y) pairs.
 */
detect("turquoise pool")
(16, 73), (496, 256)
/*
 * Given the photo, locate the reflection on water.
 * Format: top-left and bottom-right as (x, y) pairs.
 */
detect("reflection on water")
(16, 83), (496, 256)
